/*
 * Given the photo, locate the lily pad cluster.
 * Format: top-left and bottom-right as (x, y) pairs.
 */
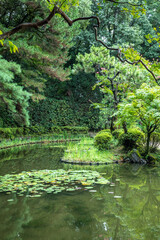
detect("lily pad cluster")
(0, 169), (109, 197)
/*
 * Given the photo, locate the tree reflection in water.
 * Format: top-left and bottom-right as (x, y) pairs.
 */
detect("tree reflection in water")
(0, 145), (160, 240)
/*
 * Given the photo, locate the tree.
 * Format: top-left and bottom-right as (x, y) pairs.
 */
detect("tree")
(0, 0), (160, 82)
(73, 45), (151, 130)
(0, 56), (31, 126)
(116, 84), (160, 155)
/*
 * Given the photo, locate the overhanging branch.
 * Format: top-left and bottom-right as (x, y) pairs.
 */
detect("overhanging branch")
(93, 27), (159, 84)
(0, 7), (57, 40)
(0, 3), (158, 84)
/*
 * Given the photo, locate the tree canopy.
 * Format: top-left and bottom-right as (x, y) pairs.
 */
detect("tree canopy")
(116, 84), (160, 154)
(0, 0), (160, 82)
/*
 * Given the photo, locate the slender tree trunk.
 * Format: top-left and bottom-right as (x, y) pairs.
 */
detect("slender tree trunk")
(146, 132), (151, 155)
(110, 116), (115, 132)
(122, 121), (128, 134)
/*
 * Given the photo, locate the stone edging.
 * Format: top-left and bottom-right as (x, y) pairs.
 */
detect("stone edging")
(60, 158), (120, 165)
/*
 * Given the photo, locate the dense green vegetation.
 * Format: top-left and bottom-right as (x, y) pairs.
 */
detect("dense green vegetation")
(0, 0), (160, 161)
(62, 137), (121, 163)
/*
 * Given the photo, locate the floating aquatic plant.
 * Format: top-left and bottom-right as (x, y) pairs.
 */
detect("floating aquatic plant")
(0, 169), (109, 197)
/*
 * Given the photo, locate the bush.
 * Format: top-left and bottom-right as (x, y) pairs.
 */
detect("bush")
(112, 129), (124, 139)
(94, 131), (112, 150)
(0, 127), (24, 139)
(119, 128), (145, 150)
(99, 129), (111, 134)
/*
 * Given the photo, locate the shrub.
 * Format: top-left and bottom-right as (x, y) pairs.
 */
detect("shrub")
(119, 128), (145, 150)
(94, 131), (112, 150)
(99, 129), (111, 134)
(112, 129), (124, 139)
(0, 128), (12, 139)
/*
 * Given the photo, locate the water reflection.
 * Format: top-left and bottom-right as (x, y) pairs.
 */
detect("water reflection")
(0, 144), (64, 175)
(0, 145), (160, 240)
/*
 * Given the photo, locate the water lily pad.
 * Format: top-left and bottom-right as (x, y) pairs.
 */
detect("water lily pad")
(89, 190), (97, 193)
(114, 196), (122, 198)
(0, 169), (109, 197)
(85, 187), (94, 189)
(66, 188), (75, 191)
(7, 199), (14, 202)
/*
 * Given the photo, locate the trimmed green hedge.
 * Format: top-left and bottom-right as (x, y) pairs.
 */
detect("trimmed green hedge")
(98, 129), (111, 134)
(94, 131), (112, 150)
(0, 126), (89, 139)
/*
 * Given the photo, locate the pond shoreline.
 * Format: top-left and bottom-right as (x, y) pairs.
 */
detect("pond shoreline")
(61, 158), (120, 165)
(0, 139), (80, 150)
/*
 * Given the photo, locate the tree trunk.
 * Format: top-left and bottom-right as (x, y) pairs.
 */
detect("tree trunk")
(122, 121), (128, 134)
(146, 132), (151, 156)
(110, 116), (115, 132)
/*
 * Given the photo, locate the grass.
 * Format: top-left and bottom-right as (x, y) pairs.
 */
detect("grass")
(62, 137), (121, 163)
(0, 133), (85, 149)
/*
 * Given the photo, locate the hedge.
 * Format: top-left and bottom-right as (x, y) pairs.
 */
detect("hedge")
(0, 126), (89, 139)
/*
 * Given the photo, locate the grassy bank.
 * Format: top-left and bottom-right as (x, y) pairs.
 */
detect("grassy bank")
(62, 137), (122, 164)
(0, 134), (83, 150)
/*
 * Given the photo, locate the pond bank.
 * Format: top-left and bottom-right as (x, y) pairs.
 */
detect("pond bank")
(61, 158), (120, 165)
(0, 138), (80, 150)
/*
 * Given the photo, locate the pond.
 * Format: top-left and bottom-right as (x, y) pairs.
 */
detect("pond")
(0, 144), (160, 240)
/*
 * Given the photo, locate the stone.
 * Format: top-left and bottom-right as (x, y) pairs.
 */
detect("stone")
(125, 149), (146, 164)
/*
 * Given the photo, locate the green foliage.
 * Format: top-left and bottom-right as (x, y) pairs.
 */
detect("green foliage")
(29, 96), (100, 130)
(0, 125), (88, 139)
(119, 128), (145, 150)
(94, 131), (112, 150)
(116, 84), (160, 133)
(73, 45), (151, 129)
(60, 126), (88, 134)
(51, 126), (88, 134)
(115, 83), (160, 154)
(112, 129), (124, 139)
(98, 129), (111, 133)
(63, 137), (119, 163)
(150, 132), (160, 152)
(0, 56), (31, 126)
(46, 0), (79, 11)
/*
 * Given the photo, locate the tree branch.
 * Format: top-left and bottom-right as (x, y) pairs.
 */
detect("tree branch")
(0, 7), (57, 40)
(93, 26), (159, 84)
(0, 3), (158, 84)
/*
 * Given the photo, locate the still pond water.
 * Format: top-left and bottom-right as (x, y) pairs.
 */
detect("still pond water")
(0, 144), (160, 240)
